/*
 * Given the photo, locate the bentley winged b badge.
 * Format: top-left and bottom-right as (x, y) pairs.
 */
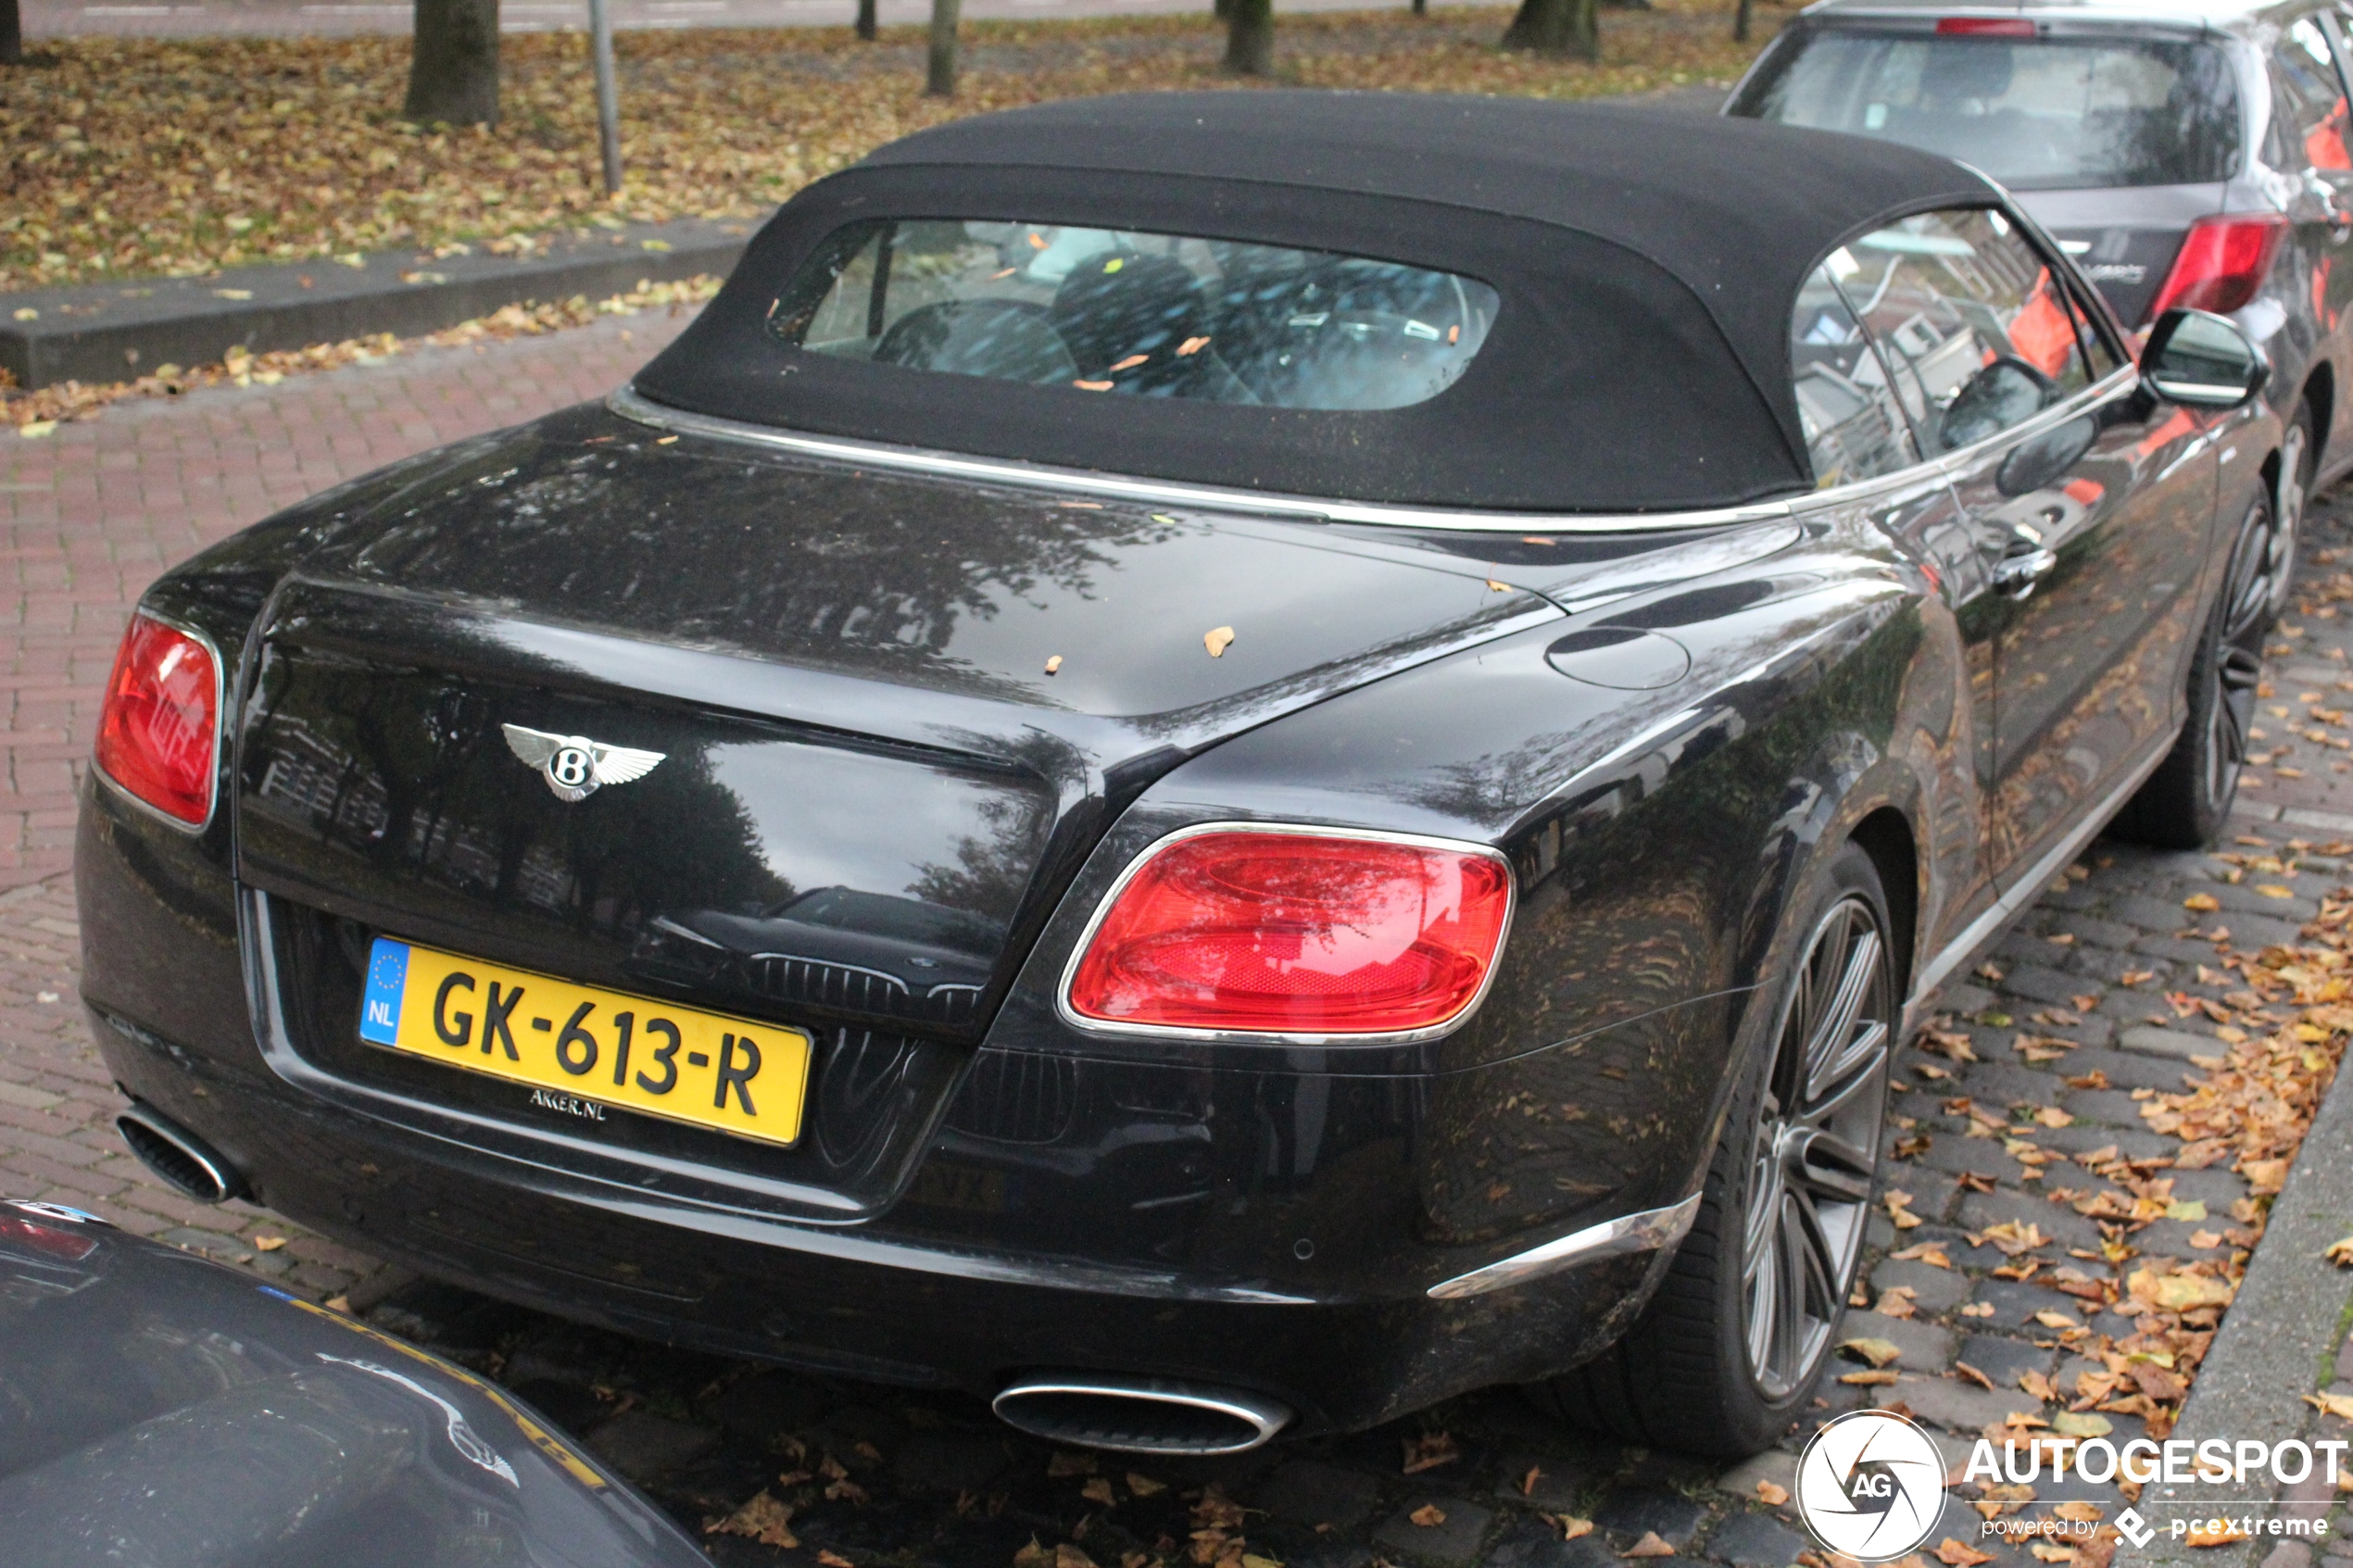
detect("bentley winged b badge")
(501, 724), (666, 802)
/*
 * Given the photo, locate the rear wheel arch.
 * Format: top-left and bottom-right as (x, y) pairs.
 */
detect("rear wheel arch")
(1848, 806), (1919, 1000)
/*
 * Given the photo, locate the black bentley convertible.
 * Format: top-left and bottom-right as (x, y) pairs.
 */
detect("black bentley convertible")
(78, 93), (2281, 1457)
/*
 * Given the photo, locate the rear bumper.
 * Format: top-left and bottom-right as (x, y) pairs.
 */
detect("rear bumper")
(91, 997), (1695, 1433)
(76, 785), (1726, 1434)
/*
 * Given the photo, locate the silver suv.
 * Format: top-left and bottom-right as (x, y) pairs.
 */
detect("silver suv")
(1728, 0), (2353, 612)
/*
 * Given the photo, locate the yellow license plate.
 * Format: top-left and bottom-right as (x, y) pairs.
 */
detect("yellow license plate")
(359, 936), (812, 1148)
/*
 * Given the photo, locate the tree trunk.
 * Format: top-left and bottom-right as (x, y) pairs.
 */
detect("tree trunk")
(855, 0), (875, 42)
(1223, 0), (1271, 75)
(406, 0), (501, 126)
(1, 0), (23, 67)
(1732, 0), (1751, 38)
(1410, 0), (1426, 16)
(1500, 0), (1593, 59)
(925, 0), (961, 95)
(1212, 0), (1233, 20)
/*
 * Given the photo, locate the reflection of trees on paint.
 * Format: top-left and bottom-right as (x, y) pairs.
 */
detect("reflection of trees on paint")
(350, 437), (1180, 696)
(243, 656), (789, 942)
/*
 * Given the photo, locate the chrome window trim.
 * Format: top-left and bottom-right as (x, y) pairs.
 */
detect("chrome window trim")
(1425, 1191), (1703, 1299)
(1054, 821), (1516, 1047)
(1925, 362), (2144, 480)
(91, 607), (226, 837)
(613, 361), (2138, 541)
(607, 385), (1796, 536)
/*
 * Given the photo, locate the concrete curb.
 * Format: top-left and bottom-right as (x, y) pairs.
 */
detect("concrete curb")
(0, 215), (754, 392)
(2138, 1041), (2353, 1568)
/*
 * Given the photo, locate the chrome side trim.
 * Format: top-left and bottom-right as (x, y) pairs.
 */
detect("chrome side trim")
(990, 1375), (1293, 1454)
(1054, 821), (1516, 1047)
(607, 385), (1796, 535)
(92, 608), (226, 837)
(1424, 1192), (1702, 1300)
(1904, 723), (2181, 1031)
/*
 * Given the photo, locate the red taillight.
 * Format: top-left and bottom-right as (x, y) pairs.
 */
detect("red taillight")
(2145, 213), (2289, 321)
(94, 613), (219, 826)
(1935, 16), (2035, 34)
(0, 1211), (97, 1261)
(1064, 828), (1513, 1036)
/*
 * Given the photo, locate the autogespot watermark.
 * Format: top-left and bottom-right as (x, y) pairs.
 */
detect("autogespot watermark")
(1793, 1412), (2344, 1562)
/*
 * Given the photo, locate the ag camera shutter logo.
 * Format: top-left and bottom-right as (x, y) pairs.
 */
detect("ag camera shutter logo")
(1795, 1410), (1948, 1562)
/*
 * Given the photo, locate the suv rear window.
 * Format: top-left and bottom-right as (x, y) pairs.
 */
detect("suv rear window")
(1734, 31), (2243, 190)
(768, 219), (1500, 411)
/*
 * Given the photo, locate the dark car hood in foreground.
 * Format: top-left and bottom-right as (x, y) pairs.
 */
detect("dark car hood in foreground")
(231, 402), (1577, 1055)
(0, 1200), (707, 1568)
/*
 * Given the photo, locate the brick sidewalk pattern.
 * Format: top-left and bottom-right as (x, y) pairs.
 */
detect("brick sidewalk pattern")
(5, 325), (2352, 1565)
(0, 311), (690, 1299)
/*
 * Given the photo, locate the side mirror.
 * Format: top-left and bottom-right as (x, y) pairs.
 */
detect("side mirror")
(2141, 308), (2269, 408)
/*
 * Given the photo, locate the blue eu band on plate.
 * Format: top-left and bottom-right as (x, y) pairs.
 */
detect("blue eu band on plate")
(359, 936), (813, 1148)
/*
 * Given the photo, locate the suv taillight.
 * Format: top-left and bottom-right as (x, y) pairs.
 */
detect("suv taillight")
(94, 613), (219, 827)
(1064, 828), (1513, 1036)
(2145, 213), (2289, 322)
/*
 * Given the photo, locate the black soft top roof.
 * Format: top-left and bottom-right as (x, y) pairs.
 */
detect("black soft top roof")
(637, 92), (1997, 514)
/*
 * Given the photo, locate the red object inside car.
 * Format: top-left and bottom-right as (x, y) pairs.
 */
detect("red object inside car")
(2145, 213), (2290, 321)
(1065, 829), (1513, 1035)
(95, 614), (219, 826)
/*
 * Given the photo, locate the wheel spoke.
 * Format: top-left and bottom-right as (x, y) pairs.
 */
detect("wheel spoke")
(1786, 1182), (1844, 1320)
(2220, 646), (2264, 695)
(1805, 935), (1884, 1104)
(1774, 1198), (1807, 1382)
(1799, 1026), (1889, 1127)
(1746, 1210), (1780, 1375)
(1800, 922), (1872, 1076)
(1794, 1128), (1878, 1203)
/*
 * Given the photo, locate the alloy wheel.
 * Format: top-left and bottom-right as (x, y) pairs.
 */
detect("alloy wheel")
(2269, 419), (2309, 624)
(2207, 503), (2275, 812)
(1742, 894), (1894, 1401)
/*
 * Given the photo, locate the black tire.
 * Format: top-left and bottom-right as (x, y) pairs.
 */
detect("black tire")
(2267, 400), (2317, 627)
(1529, 842), (1897, 1456)
(2110, 488), (2271, 850)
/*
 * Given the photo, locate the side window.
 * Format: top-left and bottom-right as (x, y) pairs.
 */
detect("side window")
(2272, 16), (2353, 171)
(1791, 263), (1920, 486)
(2060, 278), (2123, 378)
(1831, 207), (2094, 456)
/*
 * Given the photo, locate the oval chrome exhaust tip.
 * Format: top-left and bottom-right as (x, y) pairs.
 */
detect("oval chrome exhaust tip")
(991, 1374), (1291, 1455)
(116, 1103), (245, 1205)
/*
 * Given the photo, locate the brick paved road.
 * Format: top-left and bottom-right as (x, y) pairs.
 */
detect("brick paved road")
(0, 310), (692, 1298)
(6, 327), (2353, 1566)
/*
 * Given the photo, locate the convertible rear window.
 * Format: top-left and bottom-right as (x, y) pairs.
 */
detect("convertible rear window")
(1736, 31), (2243, 190)
(767, 219), (1500, 411)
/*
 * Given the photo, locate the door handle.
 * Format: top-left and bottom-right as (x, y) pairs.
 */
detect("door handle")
(1992, 546), (2058, 599)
